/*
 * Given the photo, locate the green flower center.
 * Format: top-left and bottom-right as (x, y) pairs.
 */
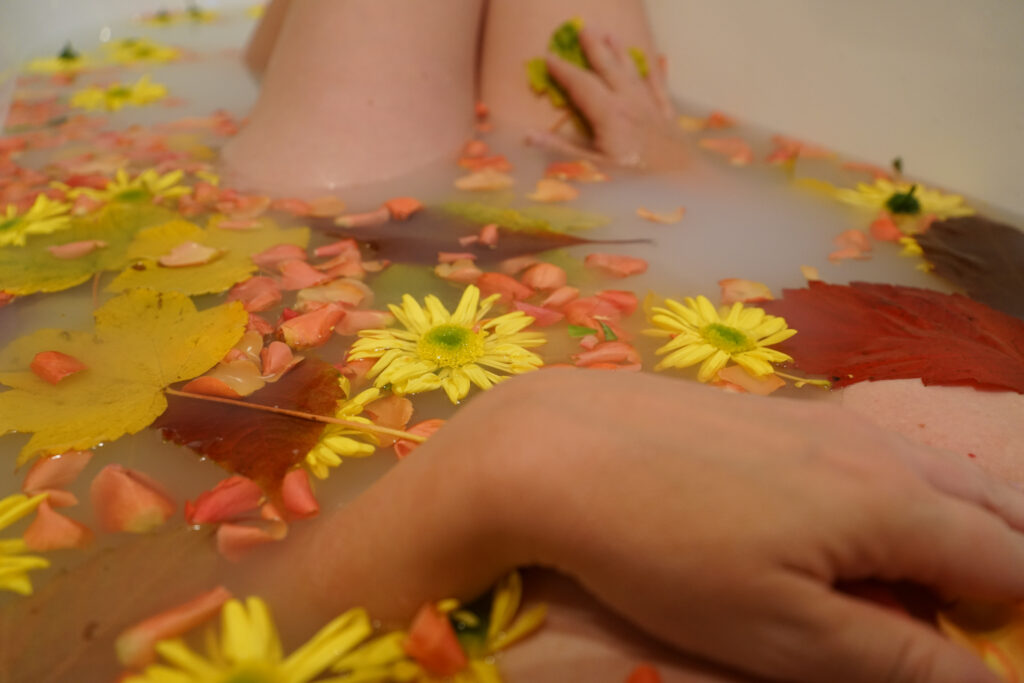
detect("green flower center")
(108, 86), (132, 100)
(219, 667), (281, 683)
(700, 323), (752, 353)
(885, 185), (921, 215)
(114, 188), (150, 202)
(58, 43), (79, 61)
(417, 324), (484, 368)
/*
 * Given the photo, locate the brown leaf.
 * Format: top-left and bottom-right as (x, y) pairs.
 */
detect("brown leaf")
(917, 215), (1024, 320)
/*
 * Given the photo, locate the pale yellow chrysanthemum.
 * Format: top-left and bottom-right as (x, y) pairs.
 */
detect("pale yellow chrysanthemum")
(61, 168), (191, 205)
(26, 44), (93, 74)
(834, 179), (973, 219)
(70, 75), (168, 112)
(0, 194), (72, 247)
(105, 38), (181, 65)
(332, 571), (546, 683)
(645, 295), (796, 382)
(304, 377), (380, 480)
(124, 597), (374, 683)
(0, 492), (50, 596)
(348, 285), (546, 403)
(140, 7), (219, 25)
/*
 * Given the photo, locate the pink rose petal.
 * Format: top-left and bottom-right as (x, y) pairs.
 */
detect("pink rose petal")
(227, 276), (282, 313)
(22, 450), (93, 498)
(280, 469), (319, 520)
(541, 286), (580, 309)
(252, 243), (307, 269)
(334, 309), (395, 336)
(584, 253), (648, 278)
(573, 341), (641, 367)
(478, 223), (499, 247)
(216, 521), (287, 562)
(278, 259), (331, 290)
(23, 500), (93, 551)
(716, 365), (786, 396)
(279, 304), (346, 349)
(476, 272), (534, 305)
(297, 278), (372, 310)
(90, 465), (175, 534)
(157, 241), (223, 268)
(520, 263), (567, 291)
(180, 376), (242, 398)
(364, 394), (414, 448)
(47, 240), (107, 259)
(512, 300), (564, 327)
(718, 278), (774, 305)
(185, 476), (264, 525)
(394, 419), (445, 459)
(435, 259), (482, 284)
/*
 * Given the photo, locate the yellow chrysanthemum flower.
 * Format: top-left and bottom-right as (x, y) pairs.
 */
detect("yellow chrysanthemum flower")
(305, 377), (380, 480)
(834, 179), (973, 219)
(141, 6), (219, 25)
(70, 75), (168, 112)
(61, 168), (191, 205)
(332, 571), (546, 683)
(124, 597), (374, 683)
(348, 285), (545, 403)
(105, 38), (182, 65)
(0, 492), (50, 596)
(645, 296), (796, 382)
(0, 194), (72, 247)
(26, 43), (93, 74)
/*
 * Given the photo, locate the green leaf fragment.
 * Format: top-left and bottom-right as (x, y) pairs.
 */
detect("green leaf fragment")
(598, 321), (618, 341)
(568, 324), (598, 337)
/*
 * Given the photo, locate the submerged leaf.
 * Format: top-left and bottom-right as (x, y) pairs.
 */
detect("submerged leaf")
(0, 204), (176, 296)
(441, 201), (609, 233)
(153, 358), (346, 493)
(107, 217), (309, 295)
(916, 216), (1024, 320)
(0, 289), (247, 463)
(760, 281), (1024, 393)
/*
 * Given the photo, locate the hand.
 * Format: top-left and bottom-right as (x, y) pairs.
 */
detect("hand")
(526, 28), (688, 171)
(466, 369), (1024, 683)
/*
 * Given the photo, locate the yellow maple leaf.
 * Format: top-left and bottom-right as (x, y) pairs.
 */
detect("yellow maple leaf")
(0, 204), (177, 296)
(0, 289), (247, 464)
(106, 216), (309, 296)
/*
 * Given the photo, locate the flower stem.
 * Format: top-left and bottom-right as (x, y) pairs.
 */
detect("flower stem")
(163, 388), (427, 442)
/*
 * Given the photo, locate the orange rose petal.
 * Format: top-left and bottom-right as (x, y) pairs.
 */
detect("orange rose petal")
(334, 206), (390, 228)
(251, 243), (307, 269)
(454, 168), (514, 191)
(205, 359), (266, 397)
(544, 160), (609, 182)
(584, 253), (649, 278)
(461, 139), (489, 158)
(247, 313), (274, 336)
(157, 241), (223, 267)
(394, 419), (445, 459)
(870, 212), (903, 242)
(336, 358), (375, 388)
(383, 197), (424, 221)
(512, 300), (564, 327)
(698, 136), (754, 166)
(718, 278), (774, 305)
(520, 263), (567, 291)
(595, 290), (639, 316)
(278, 259), (330, 290)
(404, 603), (468, 676)
(334, 309), (395, 336)
(0, 292), (15, 308)
(435, 260), (483, 285)
(717, 365), (785, 396)
(477, 272), (534, 304)
(573, 341), (641, 367)
(47, 239), (107, 259)
(90, 465), (176, 534)
(458, 155), (512, 172)
(636, 206), (685, 225)
(527, 178), (579, 203)
(280, 469), (318, 520)
(314, 238), (360, 259)
(259, 341), (295, 378)
(115, 586), (232, 669)
(626, 663), (663, 683)
(438, 251), (477, 264)
(215, 521), (287, 562)
(180, 375), (242, 398)
(307, 195), (347, 217)
(185, 476), (263, 525)
(498, 255), (540, 275)
(297, 278), (372, 310)
(30, 350), (87, 385)
(279, 304), (346, 349)
(22, 450), (93, 496)
(800, 265), (821, 282)
(227, 276), (282, 312)
(23, 500), (93, 551)
(478, 222), (499, 247)
(270, 197), (312, 216)
(541, 285), (580, 309)
(364, 394), (414, 448)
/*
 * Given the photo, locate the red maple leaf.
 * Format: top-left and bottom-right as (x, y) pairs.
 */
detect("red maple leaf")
(760, 281), (1024, 393)
(154, 359), (345, 493)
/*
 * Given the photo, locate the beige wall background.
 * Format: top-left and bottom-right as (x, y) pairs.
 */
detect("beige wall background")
(645, 0), (1024, 217)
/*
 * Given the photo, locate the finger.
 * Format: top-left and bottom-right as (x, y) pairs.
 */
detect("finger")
(523, 129), (607, 163)
(544, 54), (611, 115)
(896, 440), (1024, 534)
(647, 53), (676, 120)
(577, 28), (636, 92)
(868, 492), (1024, 602)
(755, 581), (1001, 683)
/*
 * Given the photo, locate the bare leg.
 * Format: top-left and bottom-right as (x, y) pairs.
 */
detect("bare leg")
(222, 0), (484, 196)
(243, 0), (292, 78)
(479, 0), (659, 130)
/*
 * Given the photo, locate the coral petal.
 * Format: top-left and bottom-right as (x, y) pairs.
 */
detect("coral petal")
(297, 278), (371, 310)
(541, 286), (580, 309)
(227, 276), (282, 313)
(278, 259), (330, 290)
(383, 197), (424, 221)
(478, 222), (499, 247)
(699, 136), (754, 165)
(251, 243), (307, 269)
(438, 252), (477, 263)
(626, 664), (663, 683)
(216, 521), (287, 562)
(314, 238), (360, 259)
(512, 301), (564, 327)
(260, 341), (295, 378)
(334, 206), (390, 228)
(281, 469), (319, 520)
(636, 206), (685, 224)
(22, 450), (93, 495)
(454, 168), (514, 191)
(435, 260), (483, 284)
(307, 195), (347, 217)
(870, 212), (903, 242)
(584, 253), (648, 278)
(247, 313), (274, 335)
(279, 304), (346, 349)
(394, 419), (445, 459)
(595, 290), (639, 316)
(476, 272), (534, 304)
(47, 239), (107, 259)
(544, 160), (609, 182)
(498, 255), (539, 275)
(717, 365), (785, 396)
(520, 263), (567, 291)
(115, 586), (232, 669)
(90, 465), (175, 534)
(719, 278), (774, 305)
(157, 241), (222, 267)
(180, 376), (241, 398)
(527, 178), (579, 203)
(573, 341), (641, 367)
(404, 603), (468, 676)
(186, 476), (264, 525)
(30, 350), (87, 385)
(364, 395), (414, 448)
(23, 500), (93, 551)
(334, 309), (395, 336)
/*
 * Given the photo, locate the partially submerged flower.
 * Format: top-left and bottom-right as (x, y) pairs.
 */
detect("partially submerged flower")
(25, 43), (93, 74)
(304, 377), (380, 479)
(0, 194), (72, 247)
(70, 75), (168, 111)
(645, 295), (796, 382)
(61, 168), (190, 206)
(104, 38), (181, 65)
(0, 492), (50, 595)
(834, 179), (973, 220)
(348, 285), (546, 403)
(123, 596), (373, 683)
